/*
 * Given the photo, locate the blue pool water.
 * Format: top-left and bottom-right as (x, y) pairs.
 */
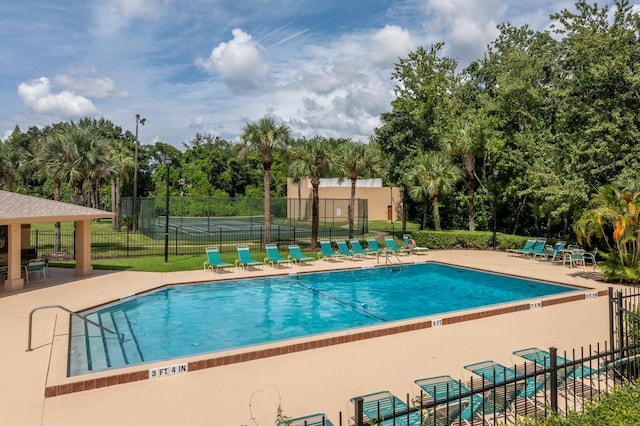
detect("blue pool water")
(69, 263), (578, 375)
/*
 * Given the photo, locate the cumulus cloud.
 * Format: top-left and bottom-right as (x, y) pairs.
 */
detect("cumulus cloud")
(370, 25), (415, 67)
(196, 28), (270, 93)
(425, 0), (505, 64)
(17, 77), (100, 118)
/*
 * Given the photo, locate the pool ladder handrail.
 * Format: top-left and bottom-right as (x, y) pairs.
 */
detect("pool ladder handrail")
(379, 248), (402, 265)
(26, 304), (125, 352)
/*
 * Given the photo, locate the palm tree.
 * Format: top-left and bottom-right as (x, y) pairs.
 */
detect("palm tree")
(107, 140), (134, 231)
(36, 131), (71, 251)
(340, 141), (380, 238)
(286, 141), (306, 220)
(289, 137), (337, 248)
(575, 179), (640, 280)
(406, 151), (462, 231)
(61, 127), (108, 206)
(443, 120), (482, 231)
(240, 117), (290, 244)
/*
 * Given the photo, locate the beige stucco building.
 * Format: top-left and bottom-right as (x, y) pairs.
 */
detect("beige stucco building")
(0, 190), (114, 291)
(286, 178), (403, 222)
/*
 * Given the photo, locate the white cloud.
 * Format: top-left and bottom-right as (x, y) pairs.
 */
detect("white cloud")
(425, 0), (506, 64)
(370, 25), (415, 67)
(196, 29), (270, 93)
(92, 0), (161, 35)
(53, 70), (128, 99)
(17, 77), (100, 118)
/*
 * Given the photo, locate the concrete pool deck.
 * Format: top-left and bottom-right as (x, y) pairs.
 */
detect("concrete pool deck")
(1, 250), (625, 425)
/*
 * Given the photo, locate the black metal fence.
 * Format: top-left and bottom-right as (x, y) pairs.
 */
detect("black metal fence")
(283, 287), (640, 426)
(29, 223), (401, 260)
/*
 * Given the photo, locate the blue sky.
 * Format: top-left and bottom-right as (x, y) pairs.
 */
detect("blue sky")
(0, 0), (579, 148)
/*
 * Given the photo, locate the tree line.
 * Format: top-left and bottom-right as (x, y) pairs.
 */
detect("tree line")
(1, 1), (639, 257)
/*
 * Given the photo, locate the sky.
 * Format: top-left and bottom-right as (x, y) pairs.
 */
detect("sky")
(0, 0), (584, 149)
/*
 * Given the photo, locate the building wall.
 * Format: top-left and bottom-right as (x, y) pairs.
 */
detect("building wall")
(286, 178), (403, 222)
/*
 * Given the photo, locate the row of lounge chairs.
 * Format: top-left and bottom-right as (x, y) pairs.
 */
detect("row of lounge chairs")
(203, 244), (314, 272)
(506, 238), (597, 269)
(203, 236), (429, 272)
(285, 347), (621, 426)
(319, 236), (428, 261)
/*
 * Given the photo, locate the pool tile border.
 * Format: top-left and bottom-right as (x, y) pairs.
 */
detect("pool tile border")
(44, 288), (608, 397)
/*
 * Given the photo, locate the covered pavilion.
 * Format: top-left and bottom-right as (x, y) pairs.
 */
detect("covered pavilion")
(0, 190), (114, 291)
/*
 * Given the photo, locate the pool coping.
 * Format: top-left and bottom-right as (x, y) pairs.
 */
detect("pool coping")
(43, 260), (605, 398)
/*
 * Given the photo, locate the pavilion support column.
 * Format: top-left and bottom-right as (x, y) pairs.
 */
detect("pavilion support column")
(74, 220), (93, 277)
(4, 224), (24, 291)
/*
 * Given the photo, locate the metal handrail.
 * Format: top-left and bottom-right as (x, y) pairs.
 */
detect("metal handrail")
(384, 249), (402, 265)
(27, 304), (124, 352)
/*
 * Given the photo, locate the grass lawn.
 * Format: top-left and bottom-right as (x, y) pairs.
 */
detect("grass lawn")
(37, 218), (420, 272)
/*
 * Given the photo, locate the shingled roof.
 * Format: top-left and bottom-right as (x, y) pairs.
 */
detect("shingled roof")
(0, 190), (114, 225)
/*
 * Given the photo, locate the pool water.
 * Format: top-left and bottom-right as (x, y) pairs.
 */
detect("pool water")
(68, 263), (578, 375)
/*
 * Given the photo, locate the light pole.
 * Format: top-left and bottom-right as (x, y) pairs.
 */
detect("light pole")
(492, 169), (499, 250)
(164, 156), (172, 264)
(132, 113), (146, 233)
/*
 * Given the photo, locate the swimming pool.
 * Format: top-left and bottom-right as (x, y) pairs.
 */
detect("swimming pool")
(68, 263), (579, 376)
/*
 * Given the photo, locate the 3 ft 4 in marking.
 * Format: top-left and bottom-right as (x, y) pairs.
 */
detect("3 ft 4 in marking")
(149, 363), (188, 379)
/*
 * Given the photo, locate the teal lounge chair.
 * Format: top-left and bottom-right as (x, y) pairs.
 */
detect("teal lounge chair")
(403, 234), (429, 254)
(535, 241), (566, 261)
(506, 238), (536, 255)
(414, 374), (493, 425)
(264, 243), (291, 268)
(528, 239), (548, 257)
(350, 390), (426, 426)
(365, 237), (383, 253)
(384, 236), (408, 254)
(464, 360), (547, 416)
(235, 245), (262, 269)
(318, 240), (345, 261)
(288, 245), (314, 264)
(203, 247), (233, 272)
(513, 347), (601, 401)
(350, 239), (375, 257)
(336, 240), (360, 259)
(277, 412), (334, 426)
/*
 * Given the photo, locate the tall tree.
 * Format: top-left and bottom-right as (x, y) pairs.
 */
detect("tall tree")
(406, 151), (462, 231)
(240, 117), (290, 244)
(374, 43), (459, 231)
(60, 127), (108, 205)
(442, 119), (483, 231)
(289, 137), (338, 248)
(339, 140), (380, 238)
(37, 129), (74, 250)
(107, 140), (134, 231)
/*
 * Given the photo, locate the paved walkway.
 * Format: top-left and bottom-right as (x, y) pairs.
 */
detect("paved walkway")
(0, 250), (623, 426)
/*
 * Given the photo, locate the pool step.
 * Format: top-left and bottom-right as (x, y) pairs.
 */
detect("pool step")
(68, 310), (143, 376)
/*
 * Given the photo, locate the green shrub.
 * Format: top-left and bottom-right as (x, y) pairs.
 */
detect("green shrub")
(411, 230), (511, 250)
(409, 231), (563, 252)
(515, 382), (640, 425)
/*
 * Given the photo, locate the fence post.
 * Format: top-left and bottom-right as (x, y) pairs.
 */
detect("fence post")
(617, 290), (625, 362)
(549, 346), (558, 413)
(609, 287), (615, 364)
(353, 396), (363, 426)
